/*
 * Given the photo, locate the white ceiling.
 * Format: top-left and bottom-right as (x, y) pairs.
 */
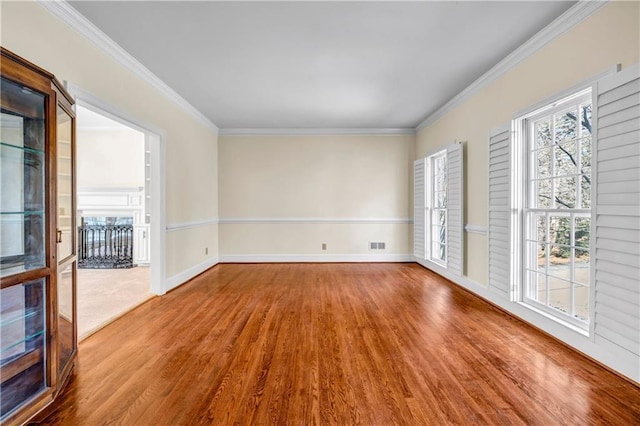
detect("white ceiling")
(69, 1), (574, 130)
(77, 106), (129, 129)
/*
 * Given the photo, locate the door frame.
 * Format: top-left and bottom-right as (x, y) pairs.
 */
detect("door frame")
(66, 83), (167, 295)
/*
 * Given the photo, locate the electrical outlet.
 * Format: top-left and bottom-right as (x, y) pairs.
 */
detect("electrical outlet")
(322, 243), (327, 250)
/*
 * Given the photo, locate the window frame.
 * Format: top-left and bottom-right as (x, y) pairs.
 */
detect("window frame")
(513, 88), (594, 331)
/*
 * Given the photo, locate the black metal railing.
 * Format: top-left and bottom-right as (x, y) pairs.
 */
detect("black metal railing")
(78, 225), (134, 269)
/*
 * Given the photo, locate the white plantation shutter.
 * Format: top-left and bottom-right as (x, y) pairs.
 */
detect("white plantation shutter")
(414, 158), (426, 259)
(593, 64), (640, 354)
(488, 125), (511, 298)
(446, 142), (464, 276)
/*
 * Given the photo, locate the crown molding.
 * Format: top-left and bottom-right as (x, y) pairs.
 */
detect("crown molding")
(38, 0), (219, 134)
(416, 0), (608, 132)
(219, 128), (416, 136)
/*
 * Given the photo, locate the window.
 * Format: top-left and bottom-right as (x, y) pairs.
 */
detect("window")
(414, 142), (463, 275)
(428, 150), (448, 265)
(489, 66), (639, 358)
(517, 89), (592, 328)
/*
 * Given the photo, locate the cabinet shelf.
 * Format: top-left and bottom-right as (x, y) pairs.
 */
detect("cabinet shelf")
(0, 254), (45, 278)
(0, 141), (44, 156)
(1, 330), (45, 355)
(0, 310), (39, 328)
(0, 211), (45, 215)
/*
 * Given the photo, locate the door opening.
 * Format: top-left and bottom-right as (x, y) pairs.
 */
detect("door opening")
(74, 105), (153, 339)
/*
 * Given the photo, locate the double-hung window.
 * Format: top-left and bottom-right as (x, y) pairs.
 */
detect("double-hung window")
(427, 150), (448, 265)
(517, 89), (592, 328)
(414, 142), (463, 276)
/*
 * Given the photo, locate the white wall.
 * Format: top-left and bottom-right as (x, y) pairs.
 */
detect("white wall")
(77, 127), (145, 190)
(219, 134), (414, 260)
(1, 1), (219, 283)
(415, 2), (640, 382)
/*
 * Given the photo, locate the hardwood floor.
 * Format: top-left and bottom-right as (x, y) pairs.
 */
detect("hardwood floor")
(33, 263), (640, 425)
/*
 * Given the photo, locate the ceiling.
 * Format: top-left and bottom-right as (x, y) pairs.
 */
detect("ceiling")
(77, 105), (132, 130)
(69, 1), (575, 130)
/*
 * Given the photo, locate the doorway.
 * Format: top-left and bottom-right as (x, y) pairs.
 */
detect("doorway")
(71, 96), (165, 340)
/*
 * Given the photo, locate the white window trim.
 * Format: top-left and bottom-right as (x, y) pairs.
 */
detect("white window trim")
(513, 88), (595, 332)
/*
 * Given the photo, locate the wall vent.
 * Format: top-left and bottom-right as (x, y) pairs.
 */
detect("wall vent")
(369, 242), (386, 250)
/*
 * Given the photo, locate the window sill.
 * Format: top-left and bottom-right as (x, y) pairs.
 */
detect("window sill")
(427, 258), (447, 269)
(517, 301), (590, 338)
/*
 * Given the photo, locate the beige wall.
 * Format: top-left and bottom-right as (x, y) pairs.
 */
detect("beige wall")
(416, 1), (640, 284)
(77, 127), (145, 189)
(219, 134), (414, 257)
(1, 1), (219, 280)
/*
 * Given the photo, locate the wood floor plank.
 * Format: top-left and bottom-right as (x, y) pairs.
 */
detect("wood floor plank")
(31, 263), (640, 425)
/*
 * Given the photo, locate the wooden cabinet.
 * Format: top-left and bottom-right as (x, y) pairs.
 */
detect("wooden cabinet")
(0, 48), (77, 425)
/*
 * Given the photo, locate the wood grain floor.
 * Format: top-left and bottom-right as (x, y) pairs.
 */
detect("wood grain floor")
(33, 263), (640, 425)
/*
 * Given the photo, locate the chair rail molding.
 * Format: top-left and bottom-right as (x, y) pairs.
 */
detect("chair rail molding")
(464, 224), (487, 235)
(218, 217), (413, 225)
(166, 218), (220, 231)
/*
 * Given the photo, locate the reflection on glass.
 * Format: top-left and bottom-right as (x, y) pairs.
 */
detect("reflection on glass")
(580, 175), (591, 209)
(554, 141), (577, 176)
(57, 106), (73, 261)
(535, 119), (552, 147)
(575, 248), (590, 286)
(0, 279), (47, 418)
(536, 215), (546, 242)
(580, 104), (593, 136)
(554, 177), (576, 209)
(574, 284), (590, 321)
(549, 217), (571, 254)
(537, 180), (551, 208)
(533, 241), (544, 271)
(536, 273), (547, 304)
(548, 275), (571, 314)
(580, 137), (591, 173)
(574, 218), (590, 248)
(1, 78), (46, 278)
(58, 263), (75, 373)
(536, 148), (551, 178)
(554, 108), (577, 144)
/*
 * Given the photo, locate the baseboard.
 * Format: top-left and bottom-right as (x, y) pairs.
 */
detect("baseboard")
(219, 254), (414, 263)
(166, 256), (219, 292)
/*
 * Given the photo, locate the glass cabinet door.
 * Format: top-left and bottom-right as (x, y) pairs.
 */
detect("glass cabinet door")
(0, 279), (48, 417)
(57, 262), (75, 373)
(56, 104), (76, 376)
(0, 78), (46, 277)
(0, 76), (49, 420)
(57, 106), (73, 262)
